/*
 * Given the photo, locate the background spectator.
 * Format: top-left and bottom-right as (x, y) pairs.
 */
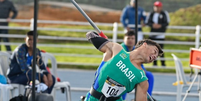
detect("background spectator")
(120, 0), (146, 41)
(145, 1), (170, 67)
(7, 31), (55, 94)
(0, 0), (18, 52)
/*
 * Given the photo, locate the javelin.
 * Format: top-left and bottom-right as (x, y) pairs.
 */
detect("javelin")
(70, 0), (107, 38)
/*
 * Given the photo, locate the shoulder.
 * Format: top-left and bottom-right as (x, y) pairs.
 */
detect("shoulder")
(150, 11), (155, 14)
(161, 10), (168, 14)
(148, 11), (155, 17)
(12, 44), (27, 56)
(138, 80), (148, 88)
(36, 48), (42, 55)
(113, 43), (123, 54)
(6, 0), (13, 4)
(163, 10), (169, 16)
(16, 44), (26, 51)
(120, 42), (125, 46)
(124, 5), (132, 10)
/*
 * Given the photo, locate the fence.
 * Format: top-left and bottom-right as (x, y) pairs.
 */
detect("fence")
(0, 19), (200, 69)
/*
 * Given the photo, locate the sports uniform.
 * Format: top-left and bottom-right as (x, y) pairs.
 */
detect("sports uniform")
(85, 49), (148, 101)
(121, 43), (154, 96)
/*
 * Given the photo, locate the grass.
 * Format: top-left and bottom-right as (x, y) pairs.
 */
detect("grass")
(3, 42), (193, 70)
(6, 22), (195, 72)
(6, 4), (201, 73)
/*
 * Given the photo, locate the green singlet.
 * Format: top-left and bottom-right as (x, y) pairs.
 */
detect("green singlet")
(85, 49), (148, 101)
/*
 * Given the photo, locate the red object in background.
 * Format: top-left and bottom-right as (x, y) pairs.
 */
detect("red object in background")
(46, 66), (51, 73)
(154, 1), (163, 7)
(57, 77), (61, 82)
(41, 50), (46, 53)
(190, 48), (201, 69)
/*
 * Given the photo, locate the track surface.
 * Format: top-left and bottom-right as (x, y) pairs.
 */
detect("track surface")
(54, 69), (199, 101)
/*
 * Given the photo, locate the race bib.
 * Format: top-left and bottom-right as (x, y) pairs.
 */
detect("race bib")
(101, 77), (126, 98)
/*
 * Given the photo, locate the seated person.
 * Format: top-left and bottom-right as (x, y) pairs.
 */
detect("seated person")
(121, 30), (155, 101)
(7, 31), (55, 94)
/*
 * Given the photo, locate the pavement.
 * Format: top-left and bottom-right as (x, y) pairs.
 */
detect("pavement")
(54, 69), (199, 101)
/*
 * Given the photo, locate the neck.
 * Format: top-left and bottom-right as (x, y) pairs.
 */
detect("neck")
(156, 10), (161, 13)
(28, 48), (33, 56)
(127, 46), (133, 52)
(129, 50), (143, 67)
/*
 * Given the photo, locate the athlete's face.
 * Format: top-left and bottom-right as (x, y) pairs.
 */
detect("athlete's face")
(124, 35), (135, 48)
(143, 43), (159, 63)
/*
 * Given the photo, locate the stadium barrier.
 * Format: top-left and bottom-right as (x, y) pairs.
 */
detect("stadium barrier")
(0, 19), (200, 69)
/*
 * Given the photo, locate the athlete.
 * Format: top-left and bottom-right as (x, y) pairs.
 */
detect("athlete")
(84, 31), (163, 101)
(121, 30), (156, 101)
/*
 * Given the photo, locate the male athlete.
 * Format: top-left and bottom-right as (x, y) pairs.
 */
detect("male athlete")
(84, 31), (163, 101)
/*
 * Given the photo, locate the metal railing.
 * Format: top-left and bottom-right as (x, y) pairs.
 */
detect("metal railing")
(0, 19), (200, 68)
(0, 19), (200, 100)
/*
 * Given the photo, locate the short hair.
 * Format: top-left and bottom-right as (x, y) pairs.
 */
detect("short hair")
(26, 31), (38, 37)
(135, 39), (163, 56)
(124, 30), (136, 36)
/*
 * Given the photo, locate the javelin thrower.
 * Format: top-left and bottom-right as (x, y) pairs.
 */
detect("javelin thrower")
(71, 0), (158, 101)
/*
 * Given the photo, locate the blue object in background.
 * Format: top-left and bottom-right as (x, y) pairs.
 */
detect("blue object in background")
(0, 74), (7, 84)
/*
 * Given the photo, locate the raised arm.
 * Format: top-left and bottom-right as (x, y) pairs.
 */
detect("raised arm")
(86, 31), (122, 61)
(135, 81), (149, 101)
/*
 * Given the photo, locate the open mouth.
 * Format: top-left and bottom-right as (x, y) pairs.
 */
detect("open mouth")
(149, 56), (152, 61)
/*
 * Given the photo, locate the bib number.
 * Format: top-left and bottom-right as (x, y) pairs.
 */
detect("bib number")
(101, 77), (126, 98)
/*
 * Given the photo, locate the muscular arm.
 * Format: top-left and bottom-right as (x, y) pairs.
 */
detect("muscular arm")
(135, 81), (149, 101)
(86, 31), (122, 61)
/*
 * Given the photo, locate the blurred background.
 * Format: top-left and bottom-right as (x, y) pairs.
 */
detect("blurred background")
(0, 0), (201, 101)
(5, 0), (200, 71)
(13, 0), (201, 12)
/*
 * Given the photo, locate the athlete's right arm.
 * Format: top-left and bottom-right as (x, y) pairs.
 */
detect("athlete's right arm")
(135, 81), (149, 101)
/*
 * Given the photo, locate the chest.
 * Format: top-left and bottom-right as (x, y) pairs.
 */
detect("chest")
(0, 2), (10, 10)
(127, 9), (142, 17)
(152, 13), (166, 23)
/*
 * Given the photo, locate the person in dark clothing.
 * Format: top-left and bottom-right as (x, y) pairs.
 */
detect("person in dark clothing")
(0, 0), (18, 51)
(145, 1), (170, 67)
(7, 31), (55, 94)
(120, 0), (146, 41)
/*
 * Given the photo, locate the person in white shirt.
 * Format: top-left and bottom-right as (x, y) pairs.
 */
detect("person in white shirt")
(145, 1), (170, 67)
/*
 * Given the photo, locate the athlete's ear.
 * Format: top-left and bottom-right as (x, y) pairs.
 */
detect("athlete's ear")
(142, 42), (147, 47)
